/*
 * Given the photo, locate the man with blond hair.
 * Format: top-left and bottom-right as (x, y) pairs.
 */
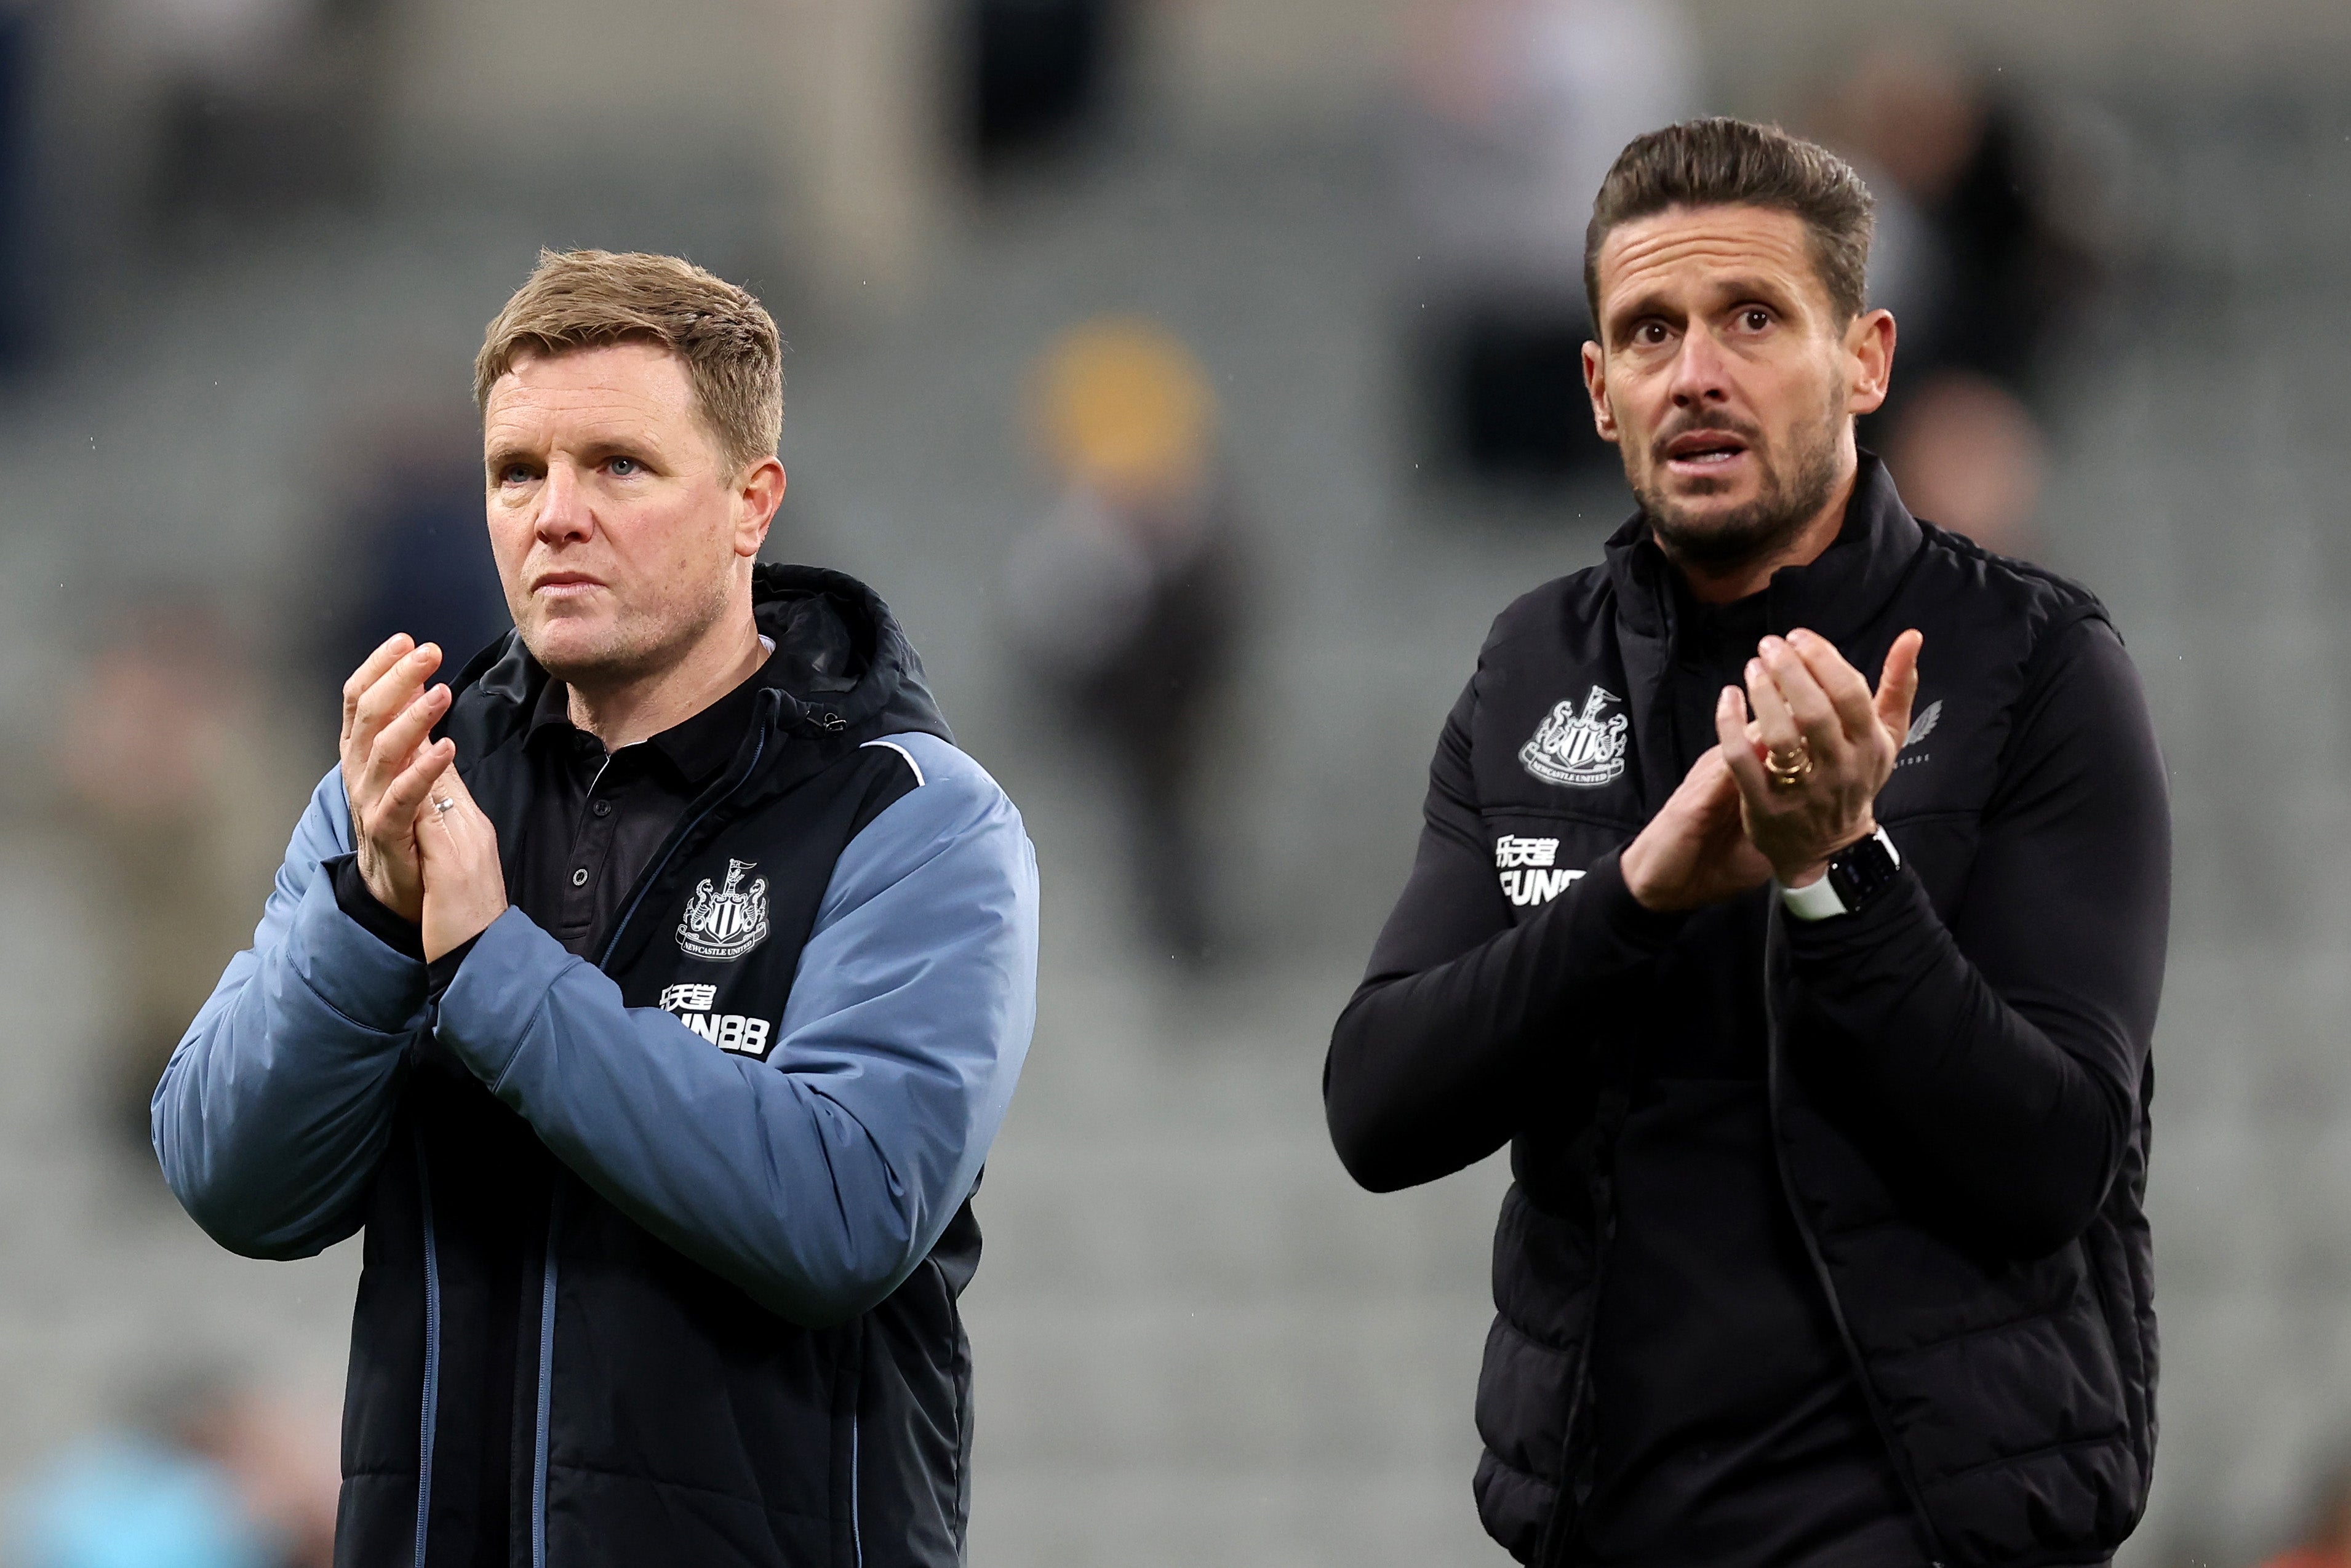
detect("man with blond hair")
(156, 250), (1039, 1567)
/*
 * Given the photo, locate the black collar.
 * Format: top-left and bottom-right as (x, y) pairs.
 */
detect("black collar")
(1607, 452), (1925, 646)
(525, 642), (785, 786)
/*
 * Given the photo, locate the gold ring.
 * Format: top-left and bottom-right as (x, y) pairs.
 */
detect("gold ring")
(1763, 744), (1812, 789)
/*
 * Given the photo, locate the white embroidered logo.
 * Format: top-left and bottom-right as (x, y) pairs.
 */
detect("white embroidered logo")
(1495, 835), (1559, 868)
(1495, 836), (1585, 907)
(1896, 698), (1942, 770)
(658, 982), (772, 1056)
(676, 859), (771, 961)
(1519, 687), (1629, 788)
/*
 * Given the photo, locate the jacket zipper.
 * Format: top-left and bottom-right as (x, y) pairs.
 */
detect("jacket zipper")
(1535, 1100), (1622, 1568)
(530, 1180), (564, 1568)
(412, 1132), (442, 1568)
(1762, 915), (1950, 1568)
(521, 700), (779, 1566)
(848, 1409), (864, 1568)
(1535, 1243), (1610, 1568)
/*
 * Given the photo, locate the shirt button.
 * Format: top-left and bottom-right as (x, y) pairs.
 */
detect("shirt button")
(571, 867), (589, 887)
(593, 800), (613, 818)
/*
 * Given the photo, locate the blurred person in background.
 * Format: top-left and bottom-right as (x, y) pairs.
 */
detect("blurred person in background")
(956, 0), (1125, 169)
(1002, 316), (1245, 966)
(1327, 120), (2169, 1566)
(54, 602), (300, 1150)
(141, 0), (391, 228)
(1822, 43), (2102, 557)
(152, 250), (1039, 1566)
(316, 413), (514, 722)
(10, 1367), (336, 1568)
(0, 0), (41, 369)
(1395, 0), (1696, 488)
(2263, 1444), (2351, 1568)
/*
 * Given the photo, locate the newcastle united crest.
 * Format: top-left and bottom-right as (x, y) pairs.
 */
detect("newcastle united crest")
(1519, 686), (1629, 788)
(677, 859), (770, 961)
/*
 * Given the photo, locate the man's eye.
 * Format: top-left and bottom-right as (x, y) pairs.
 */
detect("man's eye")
(1635, 322), (1669, 344)
(609, 456), (641, 476)
(498, 465), (534, 485)
(1741, 309), (1771, 331)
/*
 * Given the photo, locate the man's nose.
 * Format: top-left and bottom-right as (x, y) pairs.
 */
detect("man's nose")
(535, 463), (594, 543)
(1667, 328), (1732, 408)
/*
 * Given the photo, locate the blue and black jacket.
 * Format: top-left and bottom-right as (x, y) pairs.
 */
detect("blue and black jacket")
(154, 565), (1040, 1567)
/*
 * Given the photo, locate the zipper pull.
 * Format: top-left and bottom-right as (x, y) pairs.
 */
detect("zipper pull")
(816, 710), (846, 733)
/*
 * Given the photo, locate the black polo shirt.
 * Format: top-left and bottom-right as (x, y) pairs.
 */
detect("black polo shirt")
(332, 645), (776, 964)
(509, 658), (762, 959)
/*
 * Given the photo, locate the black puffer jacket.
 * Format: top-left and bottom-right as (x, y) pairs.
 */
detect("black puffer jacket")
(1327, 460), (2171, 1566)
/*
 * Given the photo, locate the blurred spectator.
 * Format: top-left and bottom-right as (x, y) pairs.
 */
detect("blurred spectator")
(0, 1), (42, 370)
(1003, 317), (1246, 966)
(314, 418), (508, 709)
(1830, 44), (2098, 397)
(956, 0), (1125, 169)
(2264, 1444), (2351, 1568)
(1394, 0), (1696, 487)
(140, 0), (393, 228)
(1822, 43), (2104, 555)
(9, 1370), (337, 1568)
(53, 602), (298, 1150)
(1880, 369), (2046, 558)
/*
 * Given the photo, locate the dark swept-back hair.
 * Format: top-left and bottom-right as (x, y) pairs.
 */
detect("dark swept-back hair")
(1584, 117), (1877, 328)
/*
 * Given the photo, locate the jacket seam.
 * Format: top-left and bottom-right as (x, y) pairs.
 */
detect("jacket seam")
(543, 1456), (837, 1522)
(1490, 1308), (1585, 1358)
(487, 986), (557, 1097)
(1866, 1298), (2084, 1363)
(289, 961), (425, 1039)
(1477, 806), (1645, 833)
(1922, 1428), (2130, 1486)
(1479, 1447), (1558, 1489)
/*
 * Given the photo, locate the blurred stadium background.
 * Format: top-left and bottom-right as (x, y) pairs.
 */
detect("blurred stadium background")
(1, 1), (2349, 1564)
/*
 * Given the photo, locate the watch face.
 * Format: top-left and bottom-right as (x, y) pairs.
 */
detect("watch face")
(1828, 834), (1901, 909)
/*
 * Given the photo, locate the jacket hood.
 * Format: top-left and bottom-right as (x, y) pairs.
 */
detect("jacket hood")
(445, 563), (951, 757)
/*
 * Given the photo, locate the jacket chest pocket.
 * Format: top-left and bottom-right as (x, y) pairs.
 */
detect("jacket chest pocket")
(1483, 816), (1632, 924)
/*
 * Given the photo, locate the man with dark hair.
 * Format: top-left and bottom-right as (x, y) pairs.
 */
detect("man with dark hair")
(154, 250), (1040, 1566)
(1326, 118), (2168, 1566)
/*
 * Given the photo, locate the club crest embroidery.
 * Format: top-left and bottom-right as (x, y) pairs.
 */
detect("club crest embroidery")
(676, 859), (771, 961)
(1519, 686), (1629, 788)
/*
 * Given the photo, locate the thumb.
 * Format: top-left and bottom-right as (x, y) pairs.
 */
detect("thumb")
(1876, 629), (1923, 740)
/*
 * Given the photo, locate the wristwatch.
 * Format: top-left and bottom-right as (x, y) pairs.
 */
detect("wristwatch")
(1779, 827), (1902, 921)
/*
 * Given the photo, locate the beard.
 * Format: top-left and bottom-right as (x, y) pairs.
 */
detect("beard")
(516, 571), (736, 696)
(1628, 400), (1846, 573)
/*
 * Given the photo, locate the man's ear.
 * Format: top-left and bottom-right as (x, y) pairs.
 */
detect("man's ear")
(1581, 339), (1619, 444)
(735, 457), (786, 560)
(1845, 308), (1897, 418)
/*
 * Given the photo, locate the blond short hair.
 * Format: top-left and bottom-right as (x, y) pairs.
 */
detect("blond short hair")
(474, 249), (783, 474)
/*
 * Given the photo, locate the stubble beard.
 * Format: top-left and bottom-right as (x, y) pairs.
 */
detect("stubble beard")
(1629, 403), (1846, 575)
(520, 574), (735, 698)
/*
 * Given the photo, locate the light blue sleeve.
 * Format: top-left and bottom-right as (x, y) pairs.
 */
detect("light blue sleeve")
(151, 767), (429, 1259)
(433, 733), (1040, 1327)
